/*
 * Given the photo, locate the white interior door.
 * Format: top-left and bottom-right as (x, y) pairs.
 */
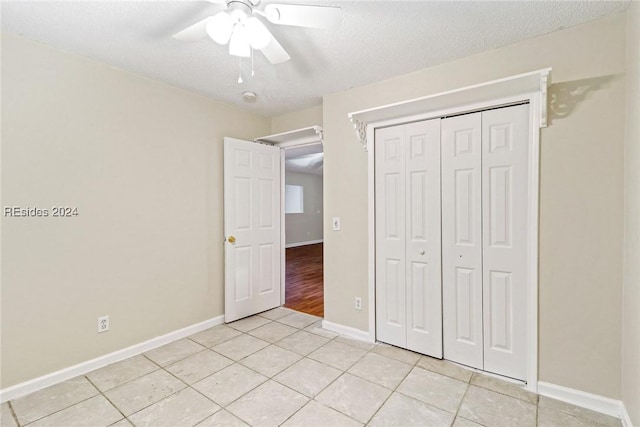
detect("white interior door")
(442, 112), (484, 369)
(375, 119), (442, 357)
(482, 104), (529, 380)
(375, 125), (407, 348)
(224, 138), (281, 322)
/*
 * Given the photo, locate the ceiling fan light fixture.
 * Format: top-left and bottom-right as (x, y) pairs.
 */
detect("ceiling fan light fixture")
(245, 17), (270, 50)
(206, 11), (233, 44)
(229, 24), (251, 57)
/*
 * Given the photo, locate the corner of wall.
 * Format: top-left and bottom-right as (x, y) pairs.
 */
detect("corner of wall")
(622, 2), (640, 426)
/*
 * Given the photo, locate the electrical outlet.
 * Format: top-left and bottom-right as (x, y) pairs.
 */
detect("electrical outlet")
(97, 315), (109, 333)
(355, 297), (362, 310)
(332, 217), (341, 231)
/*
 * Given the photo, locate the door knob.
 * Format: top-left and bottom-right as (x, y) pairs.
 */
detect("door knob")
(419, 249), (425, 255)
(227, 236), (236, 244)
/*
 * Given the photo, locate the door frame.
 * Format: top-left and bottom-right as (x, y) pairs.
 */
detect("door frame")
(255, 126), (324, 306)
(348, 69), (551, 392)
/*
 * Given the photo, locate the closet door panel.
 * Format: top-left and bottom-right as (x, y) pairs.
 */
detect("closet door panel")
(482, 104), (529, 380)
(375, 125), (407, 348)
(442, 113), (484, 369)
(405, 120), (442, 357)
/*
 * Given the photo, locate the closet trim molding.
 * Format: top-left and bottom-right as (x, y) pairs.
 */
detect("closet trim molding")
(350, 68), (551, 393)
(348, 68), (550, 150)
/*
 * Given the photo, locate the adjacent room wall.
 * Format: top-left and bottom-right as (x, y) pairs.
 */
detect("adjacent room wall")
(622, 3), (640, 425)
(0, 34), (270, 388)
(323, 13), (625, 400)
(285, 172), (324, 246)
(271, 105), (323, 134)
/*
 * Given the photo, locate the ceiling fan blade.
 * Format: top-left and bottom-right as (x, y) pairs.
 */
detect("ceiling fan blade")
(263, 4), (341, 29)
(260, 34), (290, 64)
(172, 17), (213, 41)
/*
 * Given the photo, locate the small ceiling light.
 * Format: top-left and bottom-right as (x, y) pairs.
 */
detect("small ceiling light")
(206, 11), (233, 45)
(242, 91), (257, 103)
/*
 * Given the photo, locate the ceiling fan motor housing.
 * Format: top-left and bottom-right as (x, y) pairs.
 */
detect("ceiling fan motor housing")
(227, 0), (254, 19)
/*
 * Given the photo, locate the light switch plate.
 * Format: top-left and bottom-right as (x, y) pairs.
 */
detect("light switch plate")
(332, 217), (341, 231)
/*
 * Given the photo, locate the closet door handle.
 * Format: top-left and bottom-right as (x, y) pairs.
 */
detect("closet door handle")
(419, 249), (425, 255)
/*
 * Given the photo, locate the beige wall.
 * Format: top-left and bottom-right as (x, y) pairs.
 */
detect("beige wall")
(285, 172), (323, 245)
(623, 3), (640, 424)
(0, 34), (270, 388)
(323, 14), (625, 399)
(270, 105), (323, 134)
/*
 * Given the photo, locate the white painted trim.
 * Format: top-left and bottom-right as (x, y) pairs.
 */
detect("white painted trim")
(0, 315), (224, 403)
(526, 93), (541, 393)
(366, 124), (376, 344)
(280, 148), (287, 305)
(361, 83), (547, 390)
(256, 126), (323, 147)
(349, 69), (550, 147)
(322, 320), (374, 343)
(274, 131), (325, 307)
(538, 381), (627, 421)
(284, 239), (324, 248)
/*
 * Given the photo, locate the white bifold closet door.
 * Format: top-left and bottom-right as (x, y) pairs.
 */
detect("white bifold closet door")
(481, 105), (529, 380)
(375, 119), (443, 358)
(442, 104), (529, 380)
(441, 113), (484, 369)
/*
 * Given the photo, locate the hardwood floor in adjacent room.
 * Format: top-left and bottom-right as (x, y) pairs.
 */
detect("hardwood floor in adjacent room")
(285, 243), (323, 317)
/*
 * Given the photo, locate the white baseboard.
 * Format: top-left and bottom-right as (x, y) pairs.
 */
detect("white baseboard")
(0, 315), (224, 403)
(322, 319), (373, 343)
(621, 404), (634, 427)
(284, 239), (323, 248)
(538, 381), (629, 422)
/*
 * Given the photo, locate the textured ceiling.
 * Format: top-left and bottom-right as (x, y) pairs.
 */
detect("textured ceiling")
(1, 1), (630, 117)
(285, 143), (323, 175)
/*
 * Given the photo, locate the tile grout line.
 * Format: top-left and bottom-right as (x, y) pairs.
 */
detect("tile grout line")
(278, 348), (371, 425)
(467, 372), (540, 404)
(83, 375), (129, 425)
(450, 379), (471, 426)
(14, 380), (102, 426)
(229, 321), (370, 425)
(361, 344), (422, 425)
(6, 401), (20, 427)
(181, 317), (324, 425)
(210, 333), (308, 424)
(106, 349), (212, 423)
(152, 342), (263, 421)
(87, 354), (161, 397)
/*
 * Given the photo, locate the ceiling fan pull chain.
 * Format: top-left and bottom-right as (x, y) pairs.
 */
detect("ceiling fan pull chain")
(251, 47), (255, 77)
(238, 56), (243, 84)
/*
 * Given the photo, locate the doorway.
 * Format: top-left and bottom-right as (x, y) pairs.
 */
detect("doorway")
(283, 143), (324, 317)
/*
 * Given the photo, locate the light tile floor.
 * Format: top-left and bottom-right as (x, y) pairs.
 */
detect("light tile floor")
(0, 308), (623, 427)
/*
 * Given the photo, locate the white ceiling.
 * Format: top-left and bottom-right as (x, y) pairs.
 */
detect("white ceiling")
(285, 143), (323, 175)
(1, 1), (629, 117)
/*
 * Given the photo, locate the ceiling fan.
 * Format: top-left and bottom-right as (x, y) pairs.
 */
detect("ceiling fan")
(173, 0), (341, 65)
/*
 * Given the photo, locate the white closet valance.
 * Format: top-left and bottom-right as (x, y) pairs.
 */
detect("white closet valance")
(255, 125), (323, 147)
(348, 68), (551, 150)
